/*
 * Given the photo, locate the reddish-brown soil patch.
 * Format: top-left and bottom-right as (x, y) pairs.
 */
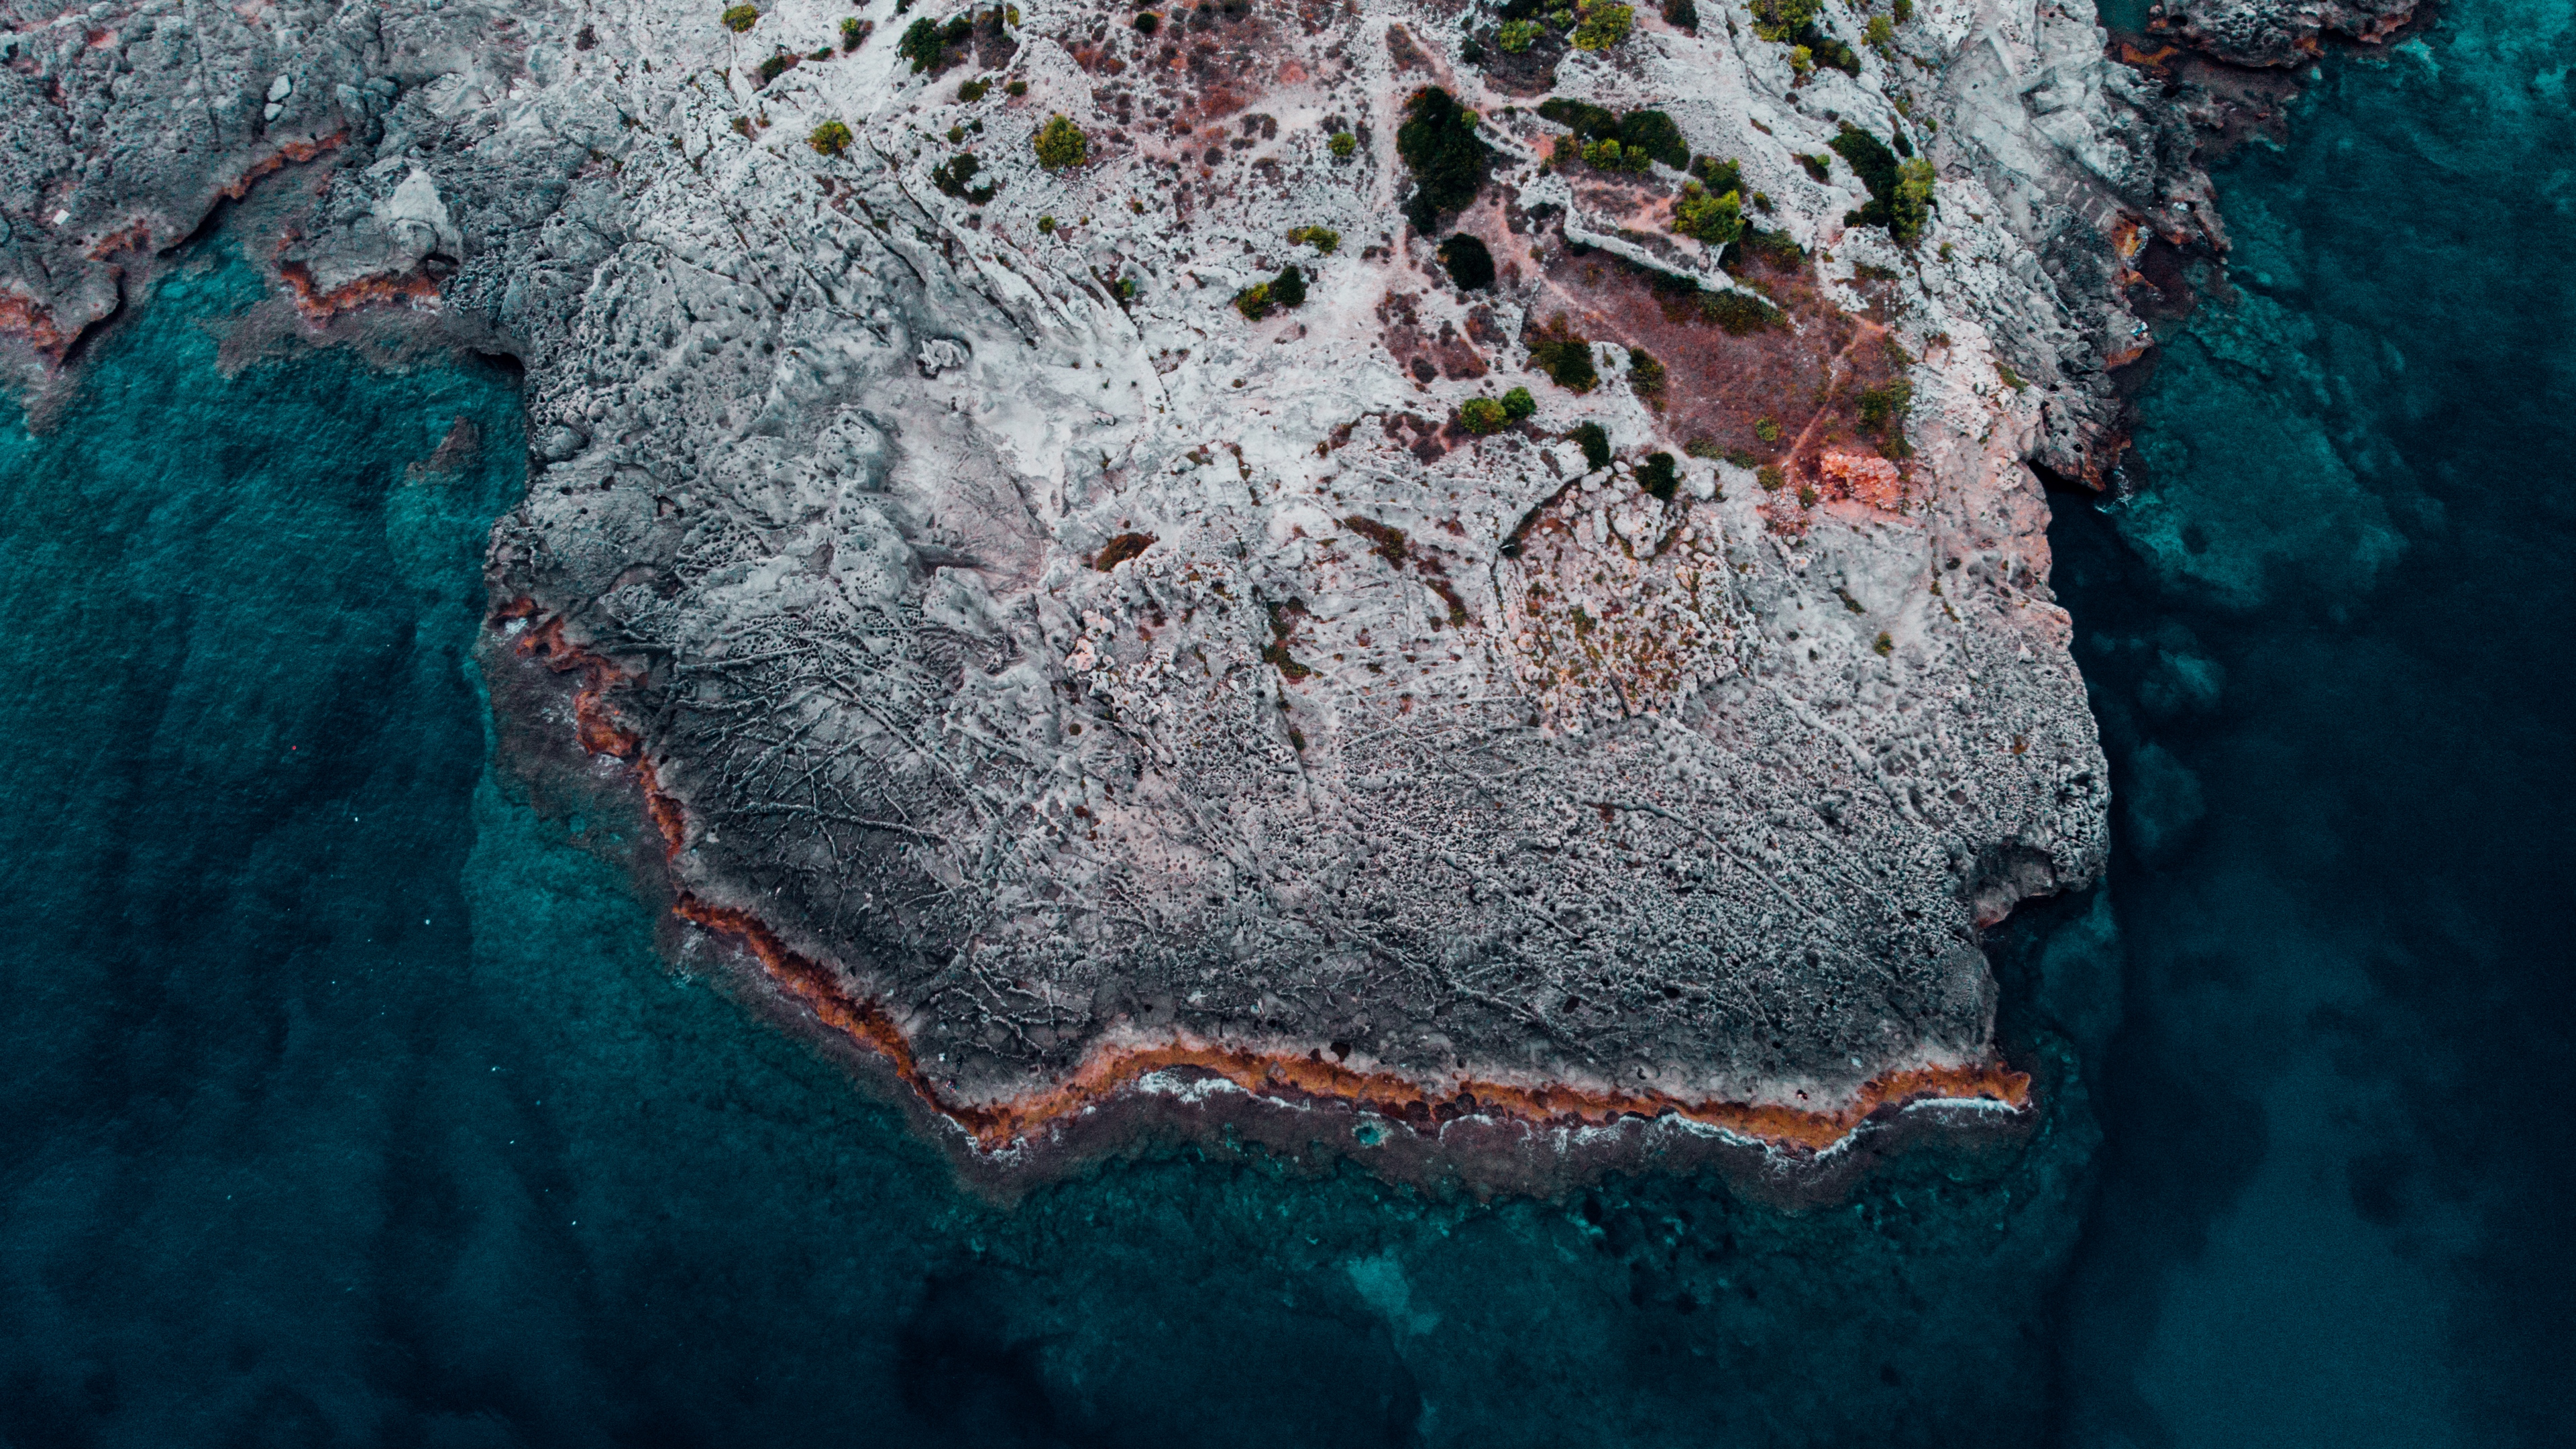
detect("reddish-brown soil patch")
(1518, 219), (1911, 480)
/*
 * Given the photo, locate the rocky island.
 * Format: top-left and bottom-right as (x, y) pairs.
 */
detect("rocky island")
(0, 0), (2402, 1189)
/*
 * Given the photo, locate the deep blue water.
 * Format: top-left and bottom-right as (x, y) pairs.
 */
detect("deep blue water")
(1, 3), (2569, 1441)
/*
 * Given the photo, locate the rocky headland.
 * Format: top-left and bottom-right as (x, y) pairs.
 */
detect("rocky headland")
(0, 0), (2403, 1187)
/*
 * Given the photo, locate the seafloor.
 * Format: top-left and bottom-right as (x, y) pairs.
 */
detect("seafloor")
(0, 1), (2567, 1444)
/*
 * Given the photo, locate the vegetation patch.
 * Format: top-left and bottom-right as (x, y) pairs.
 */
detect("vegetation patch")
(1438, 234), (1496, 290)
(1638, 451), (1679, 501)
(898, 14), (975, 72)
(1033, 114), (1087, 169)
(808, 120), (853, 156)
(1287, 225), (1341, 254)
(930, 152), (996, 202)
(1234, 264), (1308, 320)
(1574, 421), (1612, 470)
(721, 4), (761, 34)
(1525, 315), (1599, 392)
(1395, 89), (1494, 232)
(1627, 347), (1667, 407)
(1570, 0), (1635, 50)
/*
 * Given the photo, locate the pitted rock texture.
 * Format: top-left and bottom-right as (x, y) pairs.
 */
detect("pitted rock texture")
(0, 0), (2370, 1126)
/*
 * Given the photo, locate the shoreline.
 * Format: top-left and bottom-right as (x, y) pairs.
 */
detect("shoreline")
(488, 594), (2039, 1198)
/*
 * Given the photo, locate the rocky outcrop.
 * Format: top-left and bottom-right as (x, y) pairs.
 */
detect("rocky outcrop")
(2149, 0), (2425, 66)
(0, 0), (2399, 1173)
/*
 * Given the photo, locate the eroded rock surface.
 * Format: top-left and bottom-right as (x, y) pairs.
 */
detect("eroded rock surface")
(0, 0), (2385, 1153)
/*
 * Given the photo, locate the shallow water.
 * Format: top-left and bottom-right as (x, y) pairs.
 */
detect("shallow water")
(1, 3), (2569, 1442)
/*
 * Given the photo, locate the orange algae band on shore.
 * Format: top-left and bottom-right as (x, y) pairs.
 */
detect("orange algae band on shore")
(507, 602), (2033, 1158)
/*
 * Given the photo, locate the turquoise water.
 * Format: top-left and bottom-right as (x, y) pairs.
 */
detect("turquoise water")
(1, 3), (2569, 1438)
(0, 259), (2090, 1444)
(2045, 2), (2574, 1442)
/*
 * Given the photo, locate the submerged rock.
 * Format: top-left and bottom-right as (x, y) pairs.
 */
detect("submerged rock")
(0, 0), (2388, 1175)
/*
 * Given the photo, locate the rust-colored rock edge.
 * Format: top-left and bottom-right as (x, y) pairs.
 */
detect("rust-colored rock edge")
(496, 598), (2033, 1159)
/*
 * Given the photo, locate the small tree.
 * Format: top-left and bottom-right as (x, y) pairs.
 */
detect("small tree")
(1328, 131), (1358, 160)
(1033, 114), (1088, 169)
(1892, 157), (1936, 244)
(898, 16), (959, 72)
(1461, 397), (1510, 435)
(1672, 182), (1745, 246)
(1638, 451), (1679, 500)
(840, 16), (866, 49)
(1570, 0), (1634, 50)
(1501, 386), (1537, 420)
(720, 4), (761, 33)
(1749, 0), (1821, 41)
(1499, 19), (1541, 52)
(808, 119), (853, 156)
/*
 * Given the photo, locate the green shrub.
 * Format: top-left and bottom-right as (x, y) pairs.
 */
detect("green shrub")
(1438, 234), (1495, 290)
(1798, 152), (1831, 183)
(1133, 11), (1160, 32)
(1287, 225), (1341, 254)
(1756, 464), (1786, 490)
(1672, 182), (1744, 246)
(1740, 226), (1804, 268)
(898, 16), (947, 70)
(1461, 397), (1511, 435)
(1892, 0), (1911, 19)
(1829, 123), (1900, 229)
(1748, 0), (1819, 40)
(1036, 214), (1057, 233)
(1236, 265), (1307, 319)
(1574, 421), (1612, 469)
(1754, 416), (1782, 443)
(1537, 98), (1619, 140)
(1684, 435), (1717, 458)
(1617, 110), (1688, 169)
(1328, 131), (1358, 160)
(930, 152), (981, 195)
(1857, 380), (1911, 435)
(1570, 0), (1633, 50)
(1627, 347), (1666, 406)
(721, 4), (761, 33)
(1892, 156), (1935, 244)
(756, 51), (793, 83)
(1638, 451), (1679, 500)
(1866, 14), (1893, 48)
(1499, 18), (1542, 50)
(1528, 317), (1599, 393)
(841, 15), (866, 48)
(1502, 386), (1537, 420)
(1797, 483), (1819, 506)
(1395, 88), (1493, 231)
(1663, 0), (1699, 30)
(959, 78), (989, 101)
(1874, 631), (1894, 656)
(1788, 44), (1813, 74)
(1006, 79), (1028, 96)
(1033, 114), (1087, 168)
(808, 119), (853, 156)
(1582, 136), (1624, 170)
(1698, 288), (1779, 334)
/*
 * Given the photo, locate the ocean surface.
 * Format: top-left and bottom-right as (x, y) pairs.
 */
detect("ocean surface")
(0, 3), (2567, 1442)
